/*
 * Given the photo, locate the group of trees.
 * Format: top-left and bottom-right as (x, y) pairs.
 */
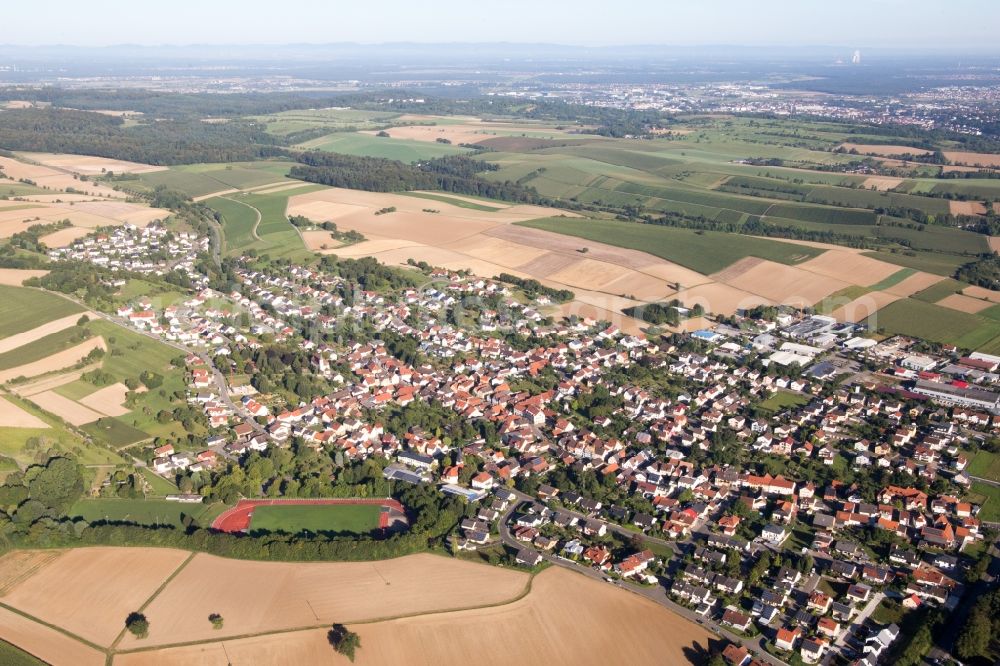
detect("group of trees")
(622, 299), (703, 326)
(955, 588), (1000, 660)
(289, 152), (549, 205)
(956, 254), (1000, 290)
(494, 273), (574, 303)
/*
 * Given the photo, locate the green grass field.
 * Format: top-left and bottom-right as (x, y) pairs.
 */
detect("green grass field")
(0, 393), (124, 466)
(64, 319), (191, 444)
(0, 640), (46, 666)
(967, 450), (1000, 482)
(969, 482), (1000, 522)
(400, 191), (504, 211)
(0, 286), (83, 338)
(297, 132), (473, 161)
(758, 390), (811, 412)
(864, 250), (971, 277)
(0, 325), (93, 371)
(249, 503), (383, 535)
(866, 298), (1000, 350)
(138, 161), (294, 197)
(207, 186), (324, 261)
(68, 498), (228, 528)
(911, 278), (967, 302)
(516, 217), (822, 274)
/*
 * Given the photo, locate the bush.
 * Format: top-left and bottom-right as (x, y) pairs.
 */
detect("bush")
(328, 624), (360, 662)
(125, 612), (149, 639)
(209, 613), (224, 630)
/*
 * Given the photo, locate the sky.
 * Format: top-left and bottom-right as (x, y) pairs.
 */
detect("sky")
(0, 0), (996, 51)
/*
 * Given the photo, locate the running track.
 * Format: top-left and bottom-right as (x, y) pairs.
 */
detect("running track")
(210, 498), (405, 533)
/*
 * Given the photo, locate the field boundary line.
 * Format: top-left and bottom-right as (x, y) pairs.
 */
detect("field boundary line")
(0, 599), (110, 655)
(108, 551), (197, 651)
(111, 565), (539, 656)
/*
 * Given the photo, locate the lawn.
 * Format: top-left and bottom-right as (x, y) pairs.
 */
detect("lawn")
(0, 285), (82, 338)
(515, 217), (823, 274)
(758, 390), (810, 413)
(68, 498), (228, 529)
(967, 450), (1000, 482)
(866, 298), (1000, 350)
(248, 503), (384, 535)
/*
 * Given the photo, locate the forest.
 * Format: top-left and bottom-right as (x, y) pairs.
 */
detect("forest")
(0, 108), (285, 164)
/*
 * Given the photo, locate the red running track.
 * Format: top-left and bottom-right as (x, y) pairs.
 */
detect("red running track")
(210, 497), (405, 533)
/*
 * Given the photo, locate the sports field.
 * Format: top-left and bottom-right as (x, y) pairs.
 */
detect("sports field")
(249, 503), (384, 535)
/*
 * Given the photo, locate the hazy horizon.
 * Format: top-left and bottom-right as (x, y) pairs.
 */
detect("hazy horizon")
(1, 0), (996, 52)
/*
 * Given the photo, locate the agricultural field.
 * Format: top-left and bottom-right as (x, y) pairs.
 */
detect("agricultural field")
(206, 186), (325, 261)
(866, 298), (1000, 351)
(248, 503), (384, 535)
(253, 108), (401, 137)
(113, 565), (714, 666)
(135, 161), (295, 198)
(296, 132), (474, 161)
(0, 547), (713, 666)
(516, 216), (822, 274)
(0, 285), (83, 338)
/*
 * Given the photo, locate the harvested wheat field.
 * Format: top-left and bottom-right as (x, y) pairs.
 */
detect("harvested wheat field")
(13, 369), (90, 397)
(0, 550), (62, 595)
(720, 260), (848, 307)
(943, 151), (1000, 168)
(78, 382), (131, 417)
(674, 282), (772, 315)
(990, 235), (1000, 253)
(882, 272), (944, 298)
(0, 336), (106, 383)
(950, 200), (988, 216)
(838, 143), (931, 158)
(17, 152), (167, 175)
(0, 606), (106, 666)
(831, 290), (901, 323)
(0, 267), (47, 286)
(862, 176), (904, 191)
(359, 120), (578, 146)
(0, 395), (49, 428)
(114, 566), (715, 666)
(70, 201), (168, 226)
(796, 250), (900, 285)
(28, 390), (104, 425)
(0, 156), (126, 199)
(123, 552), (528, 647)
(962, 285), (1000, 304)
(39, 225), (91, 247)
(937, 293), (995, 314)
(2, 547), (191, 646)
(0, 313), (88, 354)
